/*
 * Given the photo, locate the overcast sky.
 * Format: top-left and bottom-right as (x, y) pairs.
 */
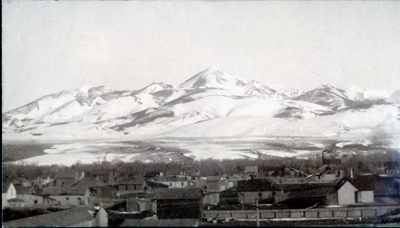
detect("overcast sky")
(2, 1), (399, 112)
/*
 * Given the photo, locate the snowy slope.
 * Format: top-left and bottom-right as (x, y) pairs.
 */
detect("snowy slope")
(3, 67), (399, 145)
(294, 84), (349, 109)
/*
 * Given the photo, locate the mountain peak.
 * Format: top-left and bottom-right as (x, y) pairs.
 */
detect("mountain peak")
(203, 66), (224, 73)
(138, 82), (172, 93)
(178, 67), (248, 91)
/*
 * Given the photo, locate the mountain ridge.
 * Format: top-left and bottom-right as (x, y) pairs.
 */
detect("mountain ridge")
(3, 67), (400, 143)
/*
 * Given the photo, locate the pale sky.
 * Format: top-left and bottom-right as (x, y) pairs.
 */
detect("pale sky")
(2, 1), (400, 112)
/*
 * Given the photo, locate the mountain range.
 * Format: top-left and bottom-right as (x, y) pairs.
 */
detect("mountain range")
(3, 67), (400, 144)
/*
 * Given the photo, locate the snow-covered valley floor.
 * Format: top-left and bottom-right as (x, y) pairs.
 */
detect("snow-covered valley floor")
(3, 137), (398, 166)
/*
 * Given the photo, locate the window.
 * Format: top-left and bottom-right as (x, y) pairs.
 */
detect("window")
(170, 183), (172, 186)
(181, 182), (184, 186)
(66, 197), (69, 200)
(354, 192), (358, 203)
(34, 200), (38, 204)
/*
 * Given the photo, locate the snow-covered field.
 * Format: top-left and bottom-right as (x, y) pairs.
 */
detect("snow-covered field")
(4, 137), (396, 166)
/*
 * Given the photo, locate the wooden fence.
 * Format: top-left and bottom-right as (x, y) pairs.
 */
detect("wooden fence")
(204, 205), (400, 221)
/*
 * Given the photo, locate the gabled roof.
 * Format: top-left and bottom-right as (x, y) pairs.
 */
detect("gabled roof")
(14, 185), (35, 195)
(2, 206), (104, 227)
(2, 182), (14, 194)
(70, 176), (106, 189)
(155, 188), (203, 200)
(237, 179), (281, 192)
(42, 187), (62, 196)
(121, 218), (199, 227)
(352, 175), (375, 191)
(10, 177), (32, 186)
(280, 182), (336, 192)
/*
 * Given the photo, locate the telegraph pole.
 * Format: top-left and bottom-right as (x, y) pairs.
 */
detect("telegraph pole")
(256, 199), (259, 227)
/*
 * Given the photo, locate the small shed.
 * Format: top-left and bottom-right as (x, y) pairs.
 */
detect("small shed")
(155, 188), (203, 220)
(237, 179), (281, 204)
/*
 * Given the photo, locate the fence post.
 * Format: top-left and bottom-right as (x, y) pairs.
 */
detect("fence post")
(256, 199), (259, 227)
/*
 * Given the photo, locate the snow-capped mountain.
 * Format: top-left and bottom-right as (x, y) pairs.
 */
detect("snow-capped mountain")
(3, 67), (399, 143)
(179, 66), (248, 91)
(272, 85), (304, 98)
(293, 84), (349, 110)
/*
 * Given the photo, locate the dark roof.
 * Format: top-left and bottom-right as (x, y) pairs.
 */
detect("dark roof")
(10, 177), (32, 185)
(280, 182), (336, 192)
(121, 218), (199, 227)
(2, 182), (13, 193)
(146, 181), (169, 189)
(153, 175), (187, 182)
(2, 206), (102, 227)
(334, 177), (355, 191)
(237, 179), (281, 192)
(155, 188), (203, 200)
(14, 186), (35, 195)
(352, 175), (375, 191)
(68, 176), (106, 194)
(42, 187), (62, 196)
(8, 198), (28, 203)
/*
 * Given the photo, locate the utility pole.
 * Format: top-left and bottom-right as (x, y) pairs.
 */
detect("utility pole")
(256, 199), (259, 227)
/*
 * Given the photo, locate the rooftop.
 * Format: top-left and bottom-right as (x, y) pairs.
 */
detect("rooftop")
(155, 188), (203, 200)
(2, 206), (103, 227)
(237, 179), (281, 192)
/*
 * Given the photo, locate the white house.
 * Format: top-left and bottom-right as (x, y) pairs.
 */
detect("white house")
(337, 180), (358, 205)
(2, 183), (17, 207)
(329, 177), (375, 206)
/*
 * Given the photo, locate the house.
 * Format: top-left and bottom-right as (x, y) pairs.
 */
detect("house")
(145, 181), (169, 191)
(10, 177), (33, 187)
(259, 165), (285, 177)
(200, 176), (236, 206)
(33, 176), (52, 188)
(53, 169), (82, 188)
(121, 218), (199, 227)
(244, 166), (258, 177)
(155, 188), (204, 220)
(89, 170), (115, 185)
(114, 176), (147, 195)
(15, 185), (43, 205)
(276, 182), (336, 207)
(152, 175), (189, 188)
(237, 179), (281, 204)
(352, 175), (375, 203)
(219, 187), (238, 206)
(203, 192), (219, 206)
(327, 176), (375, 205)
(90, 185), (118, 199)
(116, 193), (156, 213)
(2, 205), (108, 227)
(41, 181), (92, 207)
(2, 183), (17, 207)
